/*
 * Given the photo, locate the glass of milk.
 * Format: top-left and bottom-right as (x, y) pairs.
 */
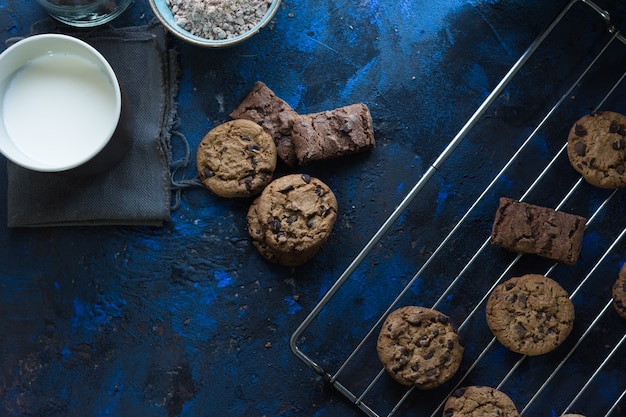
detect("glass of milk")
(37, 0), (133, 27)
(0, 34), (132, 175)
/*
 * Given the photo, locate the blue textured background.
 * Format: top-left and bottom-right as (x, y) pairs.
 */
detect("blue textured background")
(2, 1), (626, 416)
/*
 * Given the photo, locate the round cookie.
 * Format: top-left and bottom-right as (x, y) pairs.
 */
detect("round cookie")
(376, 306), (464, 389)
(612, 263), (626, 320)
(486, 274), (574, 356)
(567, 111), (626, 189)
(443, 386), (519, 417)
(246, 174), (337, 266)
(196, 119), (277, 198)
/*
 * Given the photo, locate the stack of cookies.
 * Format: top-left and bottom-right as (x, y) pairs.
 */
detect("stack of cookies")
(194, 82), (376, 266)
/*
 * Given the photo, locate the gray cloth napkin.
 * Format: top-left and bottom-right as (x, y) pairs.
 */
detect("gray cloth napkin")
(6, 21), (179, 227)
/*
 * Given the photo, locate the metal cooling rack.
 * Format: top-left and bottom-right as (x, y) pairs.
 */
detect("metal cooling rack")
(290, 1), (626, 416)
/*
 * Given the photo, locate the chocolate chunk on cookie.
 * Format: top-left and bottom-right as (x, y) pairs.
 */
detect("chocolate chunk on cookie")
(612, 263), (626, 320)
(196, 119), (277, 198)
(486, 274), (575, 356)
(567, 111), (626, 188)
(290, 103), (375, 165)
(376, 306), (464, 389)
(230, 81), (299, 166)
(246, 174), (337, 266)
(443, 386), (519, 417)
(490, 197), (587, 265)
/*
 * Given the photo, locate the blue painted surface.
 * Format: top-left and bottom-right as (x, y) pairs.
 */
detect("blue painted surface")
(2, 0), (626, 416)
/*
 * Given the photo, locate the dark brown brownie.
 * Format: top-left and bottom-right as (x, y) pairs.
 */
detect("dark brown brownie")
(490, 197), (587, 265)
(230, 81), (299, 166)
(290, 103), (375, 165)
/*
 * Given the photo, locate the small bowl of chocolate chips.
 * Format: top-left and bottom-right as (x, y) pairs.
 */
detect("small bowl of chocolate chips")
(149, 0), (282, 47)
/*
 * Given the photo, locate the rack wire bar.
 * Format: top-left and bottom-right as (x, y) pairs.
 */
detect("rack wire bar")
(290, 1), (626, 416)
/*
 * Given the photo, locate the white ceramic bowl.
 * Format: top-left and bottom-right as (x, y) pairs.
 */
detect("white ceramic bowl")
(148, 0), (282, 47)
(0, 34), (132, 175)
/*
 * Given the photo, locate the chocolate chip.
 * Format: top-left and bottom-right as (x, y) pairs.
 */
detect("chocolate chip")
(239, 176), (253, 192)
(301, 174), (311, 184)
(315, 186), (323, 196)
(423, 351), (434, 360)
(574, 142), (586, 157)
(279, 185), (294, 194)
(444, 409), (454, 417)
(438, 314), (450, 324)
(610, 121), (619, 133)
(619, 125), (626, 136)
(514, 323), (527, 337)
(431, 329), (439, 337)
(416, 335), (430, 347)
(517, 294), (527, 308)
(452, 388), (466, 398)
(447, 340), (455, 350)
(286, 215), (298, 224)
(410, 363), (419, 372)
(248, 144), (260, 152)
(505, 283), (515, 291)
(202, 167), (215, 179)
(574, 123), (587, 137)
(425, 368), (438, 377)
(306, 217), (316, 228)
(616, 164), (625, 175)
(269, 218), (281, 233)
(612, 139), (625, 150)
(407, 318), (422, 326)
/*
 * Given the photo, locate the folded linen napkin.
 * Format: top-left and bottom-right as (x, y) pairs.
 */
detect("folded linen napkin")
(5, 21), (179, 227)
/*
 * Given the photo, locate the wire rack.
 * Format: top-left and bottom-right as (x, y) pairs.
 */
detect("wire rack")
(290, 0), (626, 416)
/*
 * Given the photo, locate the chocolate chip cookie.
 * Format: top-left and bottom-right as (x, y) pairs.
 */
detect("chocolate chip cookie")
(196, 119), (277, 198)
(612, 263), (626, 320)
(443, 386), (519, 417)
(486, 274), (575, 356)
(246, 174), (337, 266)
(567, 111), (626, 189)
(376, 306), (464, 389)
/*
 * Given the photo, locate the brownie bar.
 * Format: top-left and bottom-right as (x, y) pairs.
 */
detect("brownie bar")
(290, 103), (375, 165)
(230, 81), (299, 166)
(490, 197), (587, 265)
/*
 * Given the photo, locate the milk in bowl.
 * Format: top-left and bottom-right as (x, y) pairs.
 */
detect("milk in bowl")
(0, 34), (126, 174)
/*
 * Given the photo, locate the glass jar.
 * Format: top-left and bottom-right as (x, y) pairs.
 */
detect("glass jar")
(37, 0), (134, 27)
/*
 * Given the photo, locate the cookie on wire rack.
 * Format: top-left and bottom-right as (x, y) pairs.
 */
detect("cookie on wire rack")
(612, 263), (626, 320)
(567, 111), (626, 189)
(486, 274), (575, 356)
(443, 386), (519, 417)
(376, 306), (464, 389)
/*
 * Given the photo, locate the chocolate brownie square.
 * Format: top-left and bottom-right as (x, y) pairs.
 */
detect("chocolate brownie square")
(490, 197), (587, 265)
(290, 103), (375, 165)
(230, 81), (299, 166)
